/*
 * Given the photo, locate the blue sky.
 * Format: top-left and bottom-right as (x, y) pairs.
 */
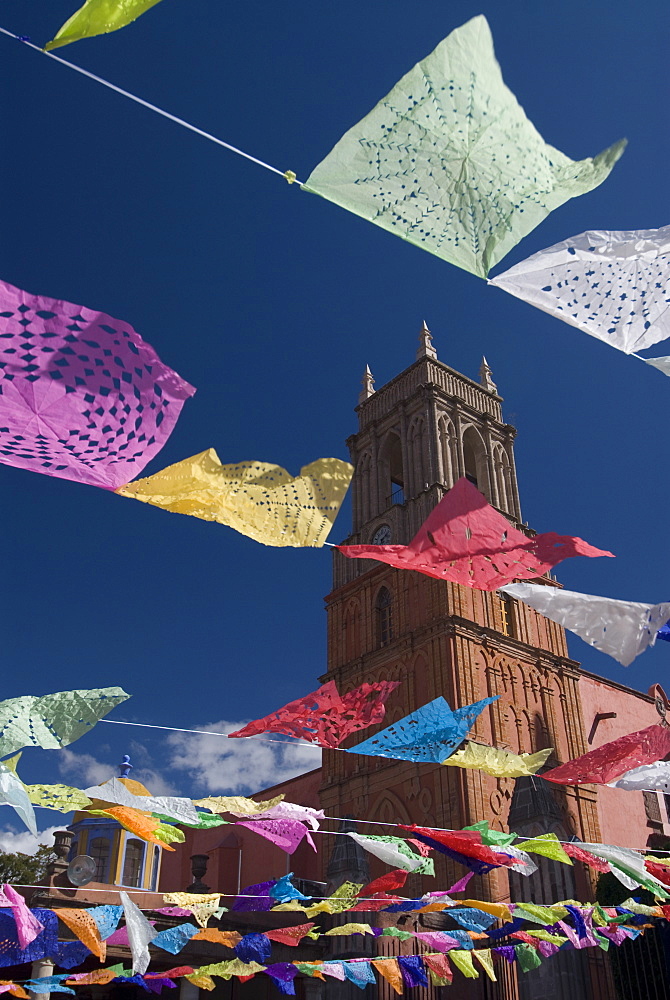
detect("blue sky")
(0, 0), (668, 848)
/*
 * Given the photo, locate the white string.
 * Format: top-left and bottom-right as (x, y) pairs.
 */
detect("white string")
(96, 719), (670, 852)
(0, 27), (303, 184)
(99, 717), (322, 750)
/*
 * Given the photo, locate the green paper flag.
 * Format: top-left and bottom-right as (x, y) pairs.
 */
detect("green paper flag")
(0, 687), (130, 759)
(515, 943), (542, 973)
(304, 15), (625, 278)
(46, 0), (164, 51)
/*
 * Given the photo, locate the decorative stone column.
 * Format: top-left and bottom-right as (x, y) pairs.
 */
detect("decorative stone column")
(30, 959), (53, 1000)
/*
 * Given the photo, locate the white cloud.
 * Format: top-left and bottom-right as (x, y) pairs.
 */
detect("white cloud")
(58, 748), (117, 787)
(166, 722), (321, 794)
(58, 748), (178, 796)
(0, 825), (62, 855)
(53, 725), (320, 799)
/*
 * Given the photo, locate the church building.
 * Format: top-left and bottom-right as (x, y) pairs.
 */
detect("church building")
(22, 327), (670, 1000)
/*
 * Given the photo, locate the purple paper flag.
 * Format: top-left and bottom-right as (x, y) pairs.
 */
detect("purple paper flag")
(0, 279), (195, 489)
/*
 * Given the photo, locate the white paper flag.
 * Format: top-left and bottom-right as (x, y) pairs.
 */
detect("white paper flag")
(489, 226), (670, 354)
(580, 844), (668, 896)
(84, 777), (199, 825)
(120, 891), (156, 975)
(501, 582), (670, 667)
(346, 832), (424, 872)
(609, 761), (670, 793)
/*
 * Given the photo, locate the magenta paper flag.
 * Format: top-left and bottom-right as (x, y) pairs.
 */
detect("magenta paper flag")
(228, 680), (399, 748)
(0, 884), (44, 949)
(0, 279), (194, 489)
(235, 801), (323, 854)
(338, 478), (611, 590)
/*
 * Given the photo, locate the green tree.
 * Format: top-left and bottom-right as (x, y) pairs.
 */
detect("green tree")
(0, 845), (56, 885)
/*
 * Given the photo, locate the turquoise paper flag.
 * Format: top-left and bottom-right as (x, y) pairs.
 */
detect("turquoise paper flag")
(304, 16), (625, 278)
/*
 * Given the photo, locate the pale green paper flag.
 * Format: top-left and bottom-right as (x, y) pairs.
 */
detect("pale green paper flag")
(46, 0), (164, 51)
(304, 15), (625, 278)
(0, 687), (129, 759)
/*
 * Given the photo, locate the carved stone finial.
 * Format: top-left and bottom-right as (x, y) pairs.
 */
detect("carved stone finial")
(416, 320), (437, 360)
(479, 355), (497, 393)
(358, 364), (375, 403)
(118, 754), (133, 779)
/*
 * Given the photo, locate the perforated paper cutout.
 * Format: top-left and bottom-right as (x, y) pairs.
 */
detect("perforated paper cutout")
(489, 227), (670, 354)
(26, 784), (92, 813)
(236, 802), (323, 854)
(578, 844), (669, 897)
(501, 582), (670, 666)
(303, 16), (624, 278)
(117, 450), (353, 547)
(349, 695), (497, 763)
(120, 892), (155, 976)
(54, 910), (105, 962)
(87, 806), (181, 848)
(46, 0), (164, 50)
(228, 680), (399, 748)
(443, 743), (552, 777)
(345, 832), (425, 872)
(84, 776), (199, 825)
(543, 724), (670, 785)
(610, 761), (670, 793)
(0, 687), (129, 758)
(0, 886), (43, 950)
(192, 793), (284, 815)
(339, 478), (611, 590)
(0, 281), (193, 489)
(162, 894), (222, 928)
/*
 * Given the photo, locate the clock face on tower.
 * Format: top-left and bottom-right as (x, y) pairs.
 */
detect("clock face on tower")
(371, 523), (392, 545)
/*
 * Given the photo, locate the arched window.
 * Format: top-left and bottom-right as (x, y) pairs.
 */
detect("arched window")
(89, 837), (111, 883)
(150, 846), (161, 891)
(378, 433), (404, 506)
(122, 839), (145, 888)
(376, 587), (394, 647)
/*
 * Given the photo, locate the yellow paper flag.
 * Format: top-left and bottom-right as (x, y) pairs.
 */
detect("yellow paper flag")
(443, 742), (553, 777)
(117, 450), (353, 547)
(46, 0), (164, 51)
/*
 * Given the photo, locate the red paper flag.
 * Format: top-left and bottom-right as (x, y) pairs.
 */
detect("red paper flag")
(399, 825), (521, 871)
(361, 870), (409, 895)
(543, 725), (670, 785)
(228, 679), (399, 748)
(562, 843), (610, 872)
(338, 478), (612, 591)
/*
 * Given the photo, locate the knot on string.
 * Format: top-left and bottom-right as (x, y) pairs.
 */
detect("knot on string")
(283, 170), (297, 184)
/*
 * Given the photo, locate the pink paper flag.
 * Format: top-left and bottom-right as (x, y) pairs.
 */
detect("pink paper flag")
(1, 884), (44, 949)
(338, 478), (612, 591)
(0, 279), (195, 489)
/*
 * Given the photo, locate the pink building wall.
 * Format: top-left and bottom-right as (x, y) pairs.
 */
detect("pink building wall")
(579, 671), (670, 848)
(158, 768), (324, 898)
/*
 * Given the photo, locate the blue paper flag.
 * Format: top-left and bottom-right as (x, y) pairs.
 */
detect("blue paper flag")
(448, 907), (497, 932)
(54, 940), (92, 968)
(90, 904), (123, 940)
(268, 873), (310, 904)
(348, 696), (498, 763)
(0, 909), (58, 967)
(343, 961), (376, 989)
(24, 978), (74, 995)
(151, 923), (199, 954)
(657, 621), (670, 642)
(398, 956), (429, 988)
(234, 933), (272, 964)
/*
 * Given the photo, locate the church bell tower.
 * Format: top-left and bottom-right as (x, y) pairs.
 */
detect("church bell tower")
(320, 325), (603, 920)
